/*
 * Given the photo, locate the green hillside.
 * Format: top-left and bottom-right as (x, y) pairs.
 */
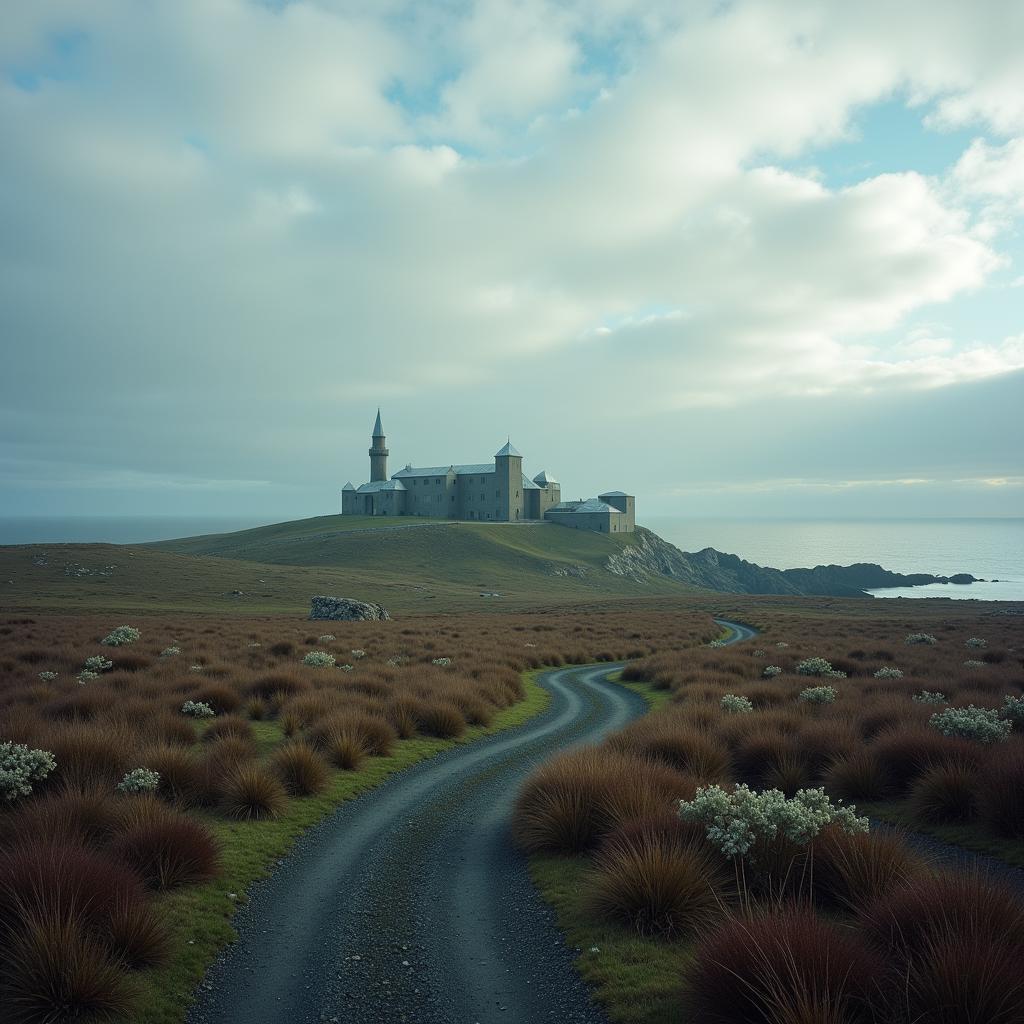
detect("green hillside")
(1, 517), (697, 615)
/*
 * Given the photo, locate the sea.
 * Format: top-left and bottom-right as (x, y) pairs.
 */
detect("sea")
(1, 515), (1022, 602)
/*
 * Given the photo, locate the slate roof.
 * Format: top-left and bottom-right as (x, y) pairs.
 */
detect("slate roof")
(533, 470), (558, 485)
(495, 441), (522, 458)
(393, 464), (494, 478)
(598, 490), (629, 497)
(342, 482), (356, 491)
(521, 474), (540, 490)
(356, 479), (406, 493)
(547, 498), (621, 514)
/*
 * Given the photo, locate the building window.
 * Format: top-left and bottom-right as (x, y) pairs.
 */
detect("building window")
(480, 493), (485, 500)
(495, 490), (500, 498)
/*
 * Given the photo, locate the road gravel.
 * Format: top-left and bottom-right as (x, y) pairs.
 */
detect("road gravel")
(187, 620), (751, 1024)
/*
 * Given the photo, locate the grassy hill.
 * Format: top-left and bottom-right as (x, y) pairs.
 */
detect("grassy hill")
(0, 517), (698, 615)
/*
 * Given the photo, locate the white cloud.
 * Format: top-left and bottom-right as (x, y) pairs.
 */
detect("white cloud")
(2, 0), (1024, 514)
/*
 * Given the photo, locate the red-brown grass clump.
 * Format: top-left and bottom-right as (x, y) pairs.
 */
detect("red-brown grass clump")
(269, 742), (330, 796)
(688, 908), (884, 1024)
(586, 820), (728, 936)
(512, 747), (693, 854)
(109, 797), (221, 890)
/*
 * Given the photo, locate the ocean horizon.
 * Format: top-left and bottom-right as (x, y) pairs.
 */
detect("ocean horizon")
(2, 514), (1022, 601)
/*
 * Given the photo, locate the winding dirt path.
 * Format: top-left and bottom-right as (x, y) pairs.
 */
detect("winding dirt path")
(188, 619), (751, 1024)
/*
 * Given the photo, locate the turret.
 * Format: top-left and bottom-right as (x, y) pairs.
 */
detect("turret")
(369, 409), (389, 482)
(495, 440), (524, 522)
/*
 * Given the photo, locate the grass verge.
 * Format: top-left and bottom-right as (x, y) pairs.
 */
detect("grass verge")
(129, 671), (553, 1024)
(524, 666), (691, 1024)
(528, 855), (692, 1024)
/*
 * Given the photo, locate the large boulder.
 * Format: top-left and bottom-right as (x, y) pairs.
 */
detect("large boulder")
(309, 596), (391, 621)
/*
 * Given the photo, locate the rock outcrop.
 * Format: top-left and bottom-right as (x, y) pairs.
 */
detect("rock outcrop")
(606, 528), (980, 598)
(309, 596), (391, 621)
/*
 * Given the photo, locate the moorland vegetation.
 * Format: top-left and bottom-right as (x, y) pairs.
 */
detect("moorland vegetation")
(0, 607), (715, 1023)
(514, 605), (1024, 1023)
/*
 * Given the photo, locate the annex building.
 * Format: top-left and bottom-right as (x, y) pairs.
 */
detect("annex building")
(341, 411), (635, 534)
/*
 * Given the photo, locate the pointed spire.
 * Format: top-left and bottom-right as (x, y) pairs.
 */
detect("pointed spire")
(495, 440), (521, 458)
(372, 408), (384, 438)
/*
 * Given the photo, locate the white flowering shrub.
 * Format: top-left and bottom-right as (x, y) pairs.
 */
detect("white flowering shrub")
(795, 657), (845, 679)
(963, 660), (986, 669)
(247, 641), (261, 648)
(913, 690), (947, 705)
(930, 705), (1011, 744)
(37, 671), (58, 682)
(1000, 695), (1024, 726)
(1, 741), (57, 801)
(762, 665), (782, 678)
(77, 670), (99, 684)
(905, 633), (937, 645)
(101, 625), (141, 647)
(387, 656), (408, 666)
(317, 634), (336, 643)
(181, 700), (215, 719)
(708, 638), (728, 649)
(798, 685), (837, 705)
(189, 664), (204, 673)
(160, 646), (181, 657)
(965, 637), (988, 649)
(340, 664), (354, 672)
(431, 657), (452, 666)
(776, 642), (789, 649)
(83, 655), (113, 673)
(117, 767), (160, 794)
(721, 694), (754, 714)
(752, 649), (766, 658)
(873, 666), (904, 679)
(351, 649), (366, 659)
(303, 650), (335, 668)
(678, 784), (868, 861)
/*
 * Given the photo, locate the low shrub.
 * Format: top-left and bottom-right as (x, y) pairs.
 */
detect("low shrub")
(181, 700), (215, 719)
(720, 694), (753, 714)
(101, 625), (141, 647)
(302, 651), (335, 668)
(1, 741), (57, 801)
(905, 633), (937, 645)
(912, 689), (946, 705)
(795, 657), (842, 677)
(116, 768), (160, 795)
(797, 685), (837, 704)
(761, 665), (782, 678)
(873, 666), (903, 679)
(930, 705), (1011, 744)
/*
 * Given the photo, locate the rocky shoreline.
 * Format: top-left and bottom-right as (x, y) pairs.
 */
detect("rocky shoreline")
(607, 528), (981, 598)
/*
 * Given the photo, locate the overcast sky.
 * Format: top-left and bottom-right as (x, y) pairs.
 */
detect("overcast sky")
(2, 0), (1023, 520)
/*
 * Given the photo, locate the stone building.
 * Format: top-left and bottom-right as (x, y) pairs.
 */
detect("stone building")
(341, 411), (635, 534)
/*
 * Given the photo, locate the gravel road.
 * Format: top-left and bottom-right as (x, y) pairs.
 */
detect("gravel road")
(187, 619), (751, 1024)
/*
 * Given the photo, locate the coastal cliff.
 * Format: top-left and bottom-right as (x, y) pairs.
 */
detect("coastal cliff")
(606, 527), (978, 598)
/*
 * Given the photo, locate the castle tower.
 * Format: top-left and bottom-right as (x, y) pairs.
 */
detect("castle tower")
(495, 440), (524, 522)
(369, 409), (389, 482)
